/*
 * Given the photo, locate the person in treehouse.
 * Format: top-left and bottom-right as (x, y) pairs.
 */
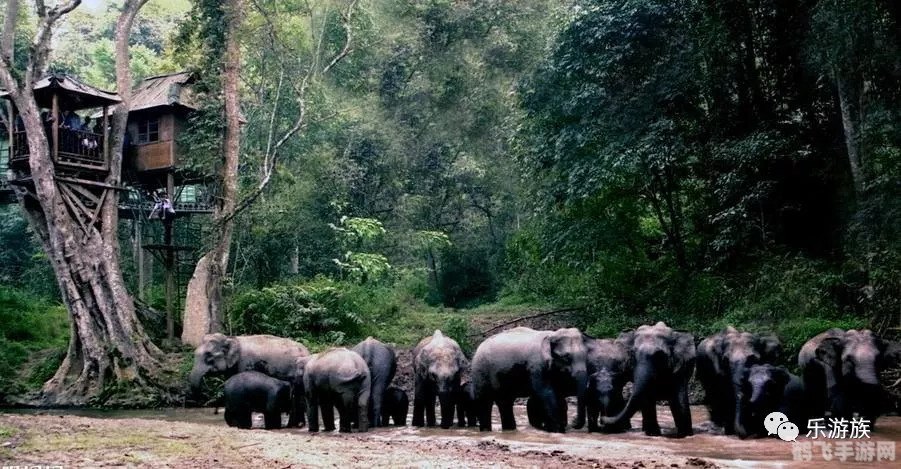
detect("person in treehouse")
(80, 116), (98, 151)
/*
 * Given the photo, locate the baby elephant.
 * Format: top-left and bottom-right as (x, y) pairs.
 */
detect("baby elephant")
(298, 348), (371, 433)
(382, 386), (409, 426)
(456, 381), (478, 427)
(223, 371), (293, 430)
(746, 364), (807, 437)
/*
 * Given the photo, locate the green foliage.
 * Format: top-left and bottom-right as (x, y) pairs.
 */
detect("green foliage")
(228, 277), (365, 347)
(0, 287), (68, 402)
(442, 315), (472, 356)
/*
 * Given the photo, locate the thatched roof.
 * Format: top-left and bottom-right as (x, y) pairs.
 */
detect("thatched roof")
(130, 71), (197, 113)
(0, 74), (121, 109)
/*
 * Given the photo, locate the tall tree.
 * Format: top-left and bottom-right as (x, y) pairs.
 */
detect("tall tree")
(0, 0), (170, 405)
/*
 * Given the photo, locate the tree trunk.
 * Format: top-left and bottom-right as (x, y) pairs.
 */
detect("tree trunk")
(0, 0), (167, 405)
(835, 72), (867, 200)
(182, 0), (243, 345)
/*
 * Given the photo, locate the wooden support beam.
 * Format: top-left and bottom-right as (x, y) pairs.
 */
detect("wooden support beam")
(52, 93), (59, 163)
(54, 176), (125, 191)
(102, 105), (109, 171)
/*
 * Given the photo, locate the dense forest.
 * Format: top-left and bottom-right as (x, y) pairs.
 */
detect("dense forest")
(0, 0), (898, 406)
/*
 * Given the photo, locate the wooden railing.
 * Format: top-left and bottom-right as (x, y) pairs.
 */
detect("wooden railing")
(10, 129), (107, 171)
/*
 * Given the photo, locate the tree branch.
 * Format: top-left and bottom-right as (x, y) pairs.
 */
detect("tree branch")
(219, 0), (358, 225)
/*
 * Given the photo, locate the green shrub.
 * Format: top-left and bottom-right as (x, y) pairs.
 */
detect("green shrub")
(0, 286), (68, 402)
(228, 277), (365, 347)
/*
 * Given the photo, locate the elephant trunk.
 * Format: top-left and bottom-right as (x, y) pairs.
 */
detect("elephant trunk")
(854, 360), (879, 386)
(188, 364), (208, 397)
(732, 368), (749, 438)
(602, 361), (654, 428)
(438, 391), (455, 429)
(572, 367), (588, 429)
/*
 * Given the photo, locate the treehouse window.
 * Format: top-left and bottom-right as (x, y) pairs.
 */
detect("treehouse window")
(136, 118), (159, 144)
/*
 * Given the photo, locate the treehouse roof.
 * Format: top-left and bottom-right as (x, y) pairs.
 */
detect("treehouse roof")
(129, 71), (197, 113)
(0, 74), (121, 109)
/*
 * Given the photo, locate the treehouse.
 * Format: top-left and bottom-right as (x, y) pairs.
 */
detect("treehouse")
(2, 74), (119, 178)
(117, 71), (213, 218)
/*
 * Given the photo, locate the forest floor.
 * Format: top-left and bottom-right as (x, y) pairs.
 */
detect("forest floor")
(3, 406), (899, 468)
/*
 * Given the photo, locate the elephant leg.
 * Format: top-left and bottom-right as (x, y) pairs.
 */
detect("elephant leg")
(321, 395), (336, 432)
(288, 389), (306, 428)
(425, 389), (437, 427)
(671, 385), (693, 438)
(412, 379), (427, 427)
(263, 411), (282, 430)
(555, 395), (568, 432)
(476, 397), (494, 432)
(370, 382), (385, 428)
(611, 394), (631, 432)
(640, 399), (661, 436)
(357, 389), (370, 432)
(586, 400), (600, 433)
(526, 397), (544, 430)
(307, 392), (320, 432)
(338, 391), (354, 433)
(497, 397), (517, 431)
(456, 394), (467, 428)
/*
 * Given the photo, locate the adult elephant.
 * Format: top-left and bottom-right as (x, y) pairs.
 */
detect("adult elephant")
(799, 328), (901, 425)
(188, 333), (310, 427)
(746, 364), (807, 437)
(471, 327), (588, 433)
(600, 322), (695, 437)
(696, 327), (781, 438)
(352, 337), (397, 427)
(412, 330), (467, 429)
(297, 348), (371, 433)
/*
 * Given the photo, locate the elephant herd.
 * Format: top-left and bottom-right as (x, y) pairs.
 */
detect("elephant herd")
(188, 322), (901, 439)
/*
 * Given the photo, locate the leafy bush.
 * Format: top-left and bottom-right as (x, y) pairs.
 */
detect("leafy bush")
(228, 277), (365, 347)
(0, 286), (68, 402)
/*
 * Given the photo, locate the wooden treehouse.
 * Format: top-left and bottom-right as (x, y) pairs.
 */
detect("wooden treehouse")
(2, 72), (214, 342)
(117, 71), (214, 341)
(0, 74), (120, 235)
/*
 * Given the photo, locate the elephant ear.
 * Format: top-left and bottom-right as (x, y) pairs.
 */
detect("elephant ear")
(708, 333), (727, 376)
(456, 349), (469, 371)
(224, 336), (241, 369)
(757, 335), (782, 364)
(670, 331), (696, 375)
(815, 336), (843, 368)
(540, 335), (554, 369)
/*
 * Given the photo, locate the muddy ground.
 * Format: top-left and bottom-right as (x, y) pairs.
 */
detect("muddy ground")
(2, 405), (899, 468)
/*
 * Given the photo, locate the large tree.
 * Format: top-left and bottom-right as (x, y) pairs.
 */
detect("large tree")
(0, 0), (171, 405)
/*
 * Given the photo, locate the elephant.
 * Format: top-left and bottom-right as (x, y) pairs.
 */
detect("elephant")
(525, 336), (632, 433)
(382, 386), (409, 426)
(745, 364), (807, 437)
(188, 333), (310, 427)
(600, 322), (695, 437)
(455, 381), (478, 427)
(584, 336), (633, 433)
(223, 371), (293, 430)
(297, 348), (371, 433)
(352, 337), (397, 427)
(696, 327), (781, 438)
(799, 328), (901, 425)
(471, 326), (588, 433)
(412, 330), (467, 429)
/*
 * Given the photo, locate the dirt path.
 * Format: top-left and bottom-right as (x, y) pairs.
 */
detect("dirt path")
(3, 406), (899, 468)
